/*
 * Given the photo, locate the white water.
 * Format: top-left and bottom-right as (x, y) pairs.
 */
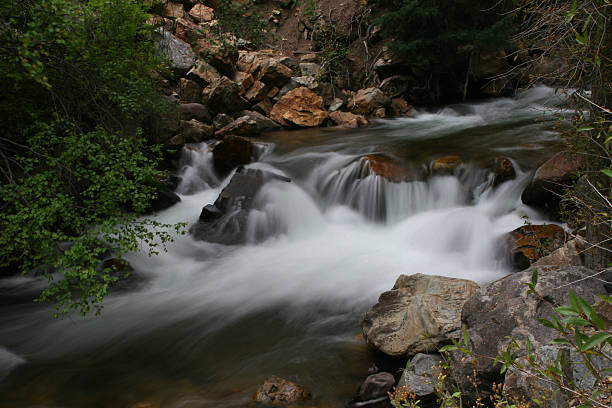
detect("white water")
(0, 86), (567, 406)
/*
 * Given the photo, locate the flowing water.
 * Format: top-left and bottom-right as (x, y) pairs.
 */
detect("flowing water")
(0, 87), (569, 407)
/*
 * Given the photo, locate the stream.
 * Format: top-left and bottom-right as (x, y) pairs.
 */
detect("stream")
(0, 86), (569, 407)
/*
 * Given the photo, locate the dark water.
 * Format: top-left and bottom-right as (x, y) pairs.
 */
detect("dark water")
(0, 87), (569, 408)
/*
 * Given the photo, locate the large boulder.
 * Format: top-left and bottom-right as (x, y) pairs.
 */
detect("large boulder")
(329, 111), (369, 128)
(522, 151), (587, 219)
(350, 88), (391, 115)
(506, 224), (567, 271)
(397, 353), (444, 401)
(270, 87), (328, 127)
(253, 376), (310, 405)
(449, 265), (608, 403)
(212, 135), (255, 172)
(208, 76), (249, 115)
(155, 30), (194, 76)
(190, 168), (291, 244)
(361, 273), (480, 357)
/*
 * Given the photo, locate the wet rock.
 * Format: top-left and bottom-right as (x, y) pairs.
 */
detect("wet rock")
(397, 353), (444, 400)
(492, 157), (516, 185)
(186, 61), (221, 87)
(191, 168), (291, 244)
(521, 151), (586, 219)
(253, 376), (311, 405)
(215, 116), (260, 138)
(390, 98), (415, 117)
(178, 78), (203, 103)
(379, 75), (411, 98)
(213, 113), (233, 130)
(431, 156), (462, 174)
(449, 265), (607, 404)
(270, 87), (328, 128)
(329, 111), (368, 128)
(361, 273), (480, 357)
(350, 88), (391, 115)
(365, 155), (421, 182)
(179, 103), (212, 124)
(208, 76), (249, 115)
(188, 3), (215, 22)
(506, 224), (566, 271)
(212, 135), (255, 172)
(155, 30), (194, 76)
(358, 372), (395, 401)
(149, 185), (181, 212)
(236, 110), (282, 132)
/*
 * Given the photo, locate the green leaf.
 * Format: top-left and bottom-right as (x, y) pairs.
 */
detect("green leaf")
(563, 317), (592, 327)
(439, 344), (458, 353)
(549, 338), (572, 346)
(577, 126), (594, 132)
(569, 291), (580, 312)
(601, 169), (612, 178)
(555, 306), (580, 316)
(580, 333), (612, 351)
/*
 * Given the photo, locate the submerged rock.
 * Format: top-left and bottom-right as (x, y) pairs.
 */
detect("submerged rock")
(253, 376), (310, 405)
(361, 273), (479, 357)
(431, 156), (462, 174)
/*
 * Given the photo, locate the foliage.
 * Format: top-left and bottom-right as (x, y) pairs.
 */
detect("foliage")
(0, 0), (182, 316)
(213, 0), (267, 46)
(373, 0), (514, 101)
(313, 23), (350, 85)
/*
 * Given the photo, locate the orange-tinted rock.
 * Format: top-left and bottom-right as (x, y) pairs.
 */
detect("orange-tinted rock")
(492, 157), (516, 185)
(390, 98), (415, 116)
(188, 4), (215, 22)
(350, 87), (390, 115)
(329, 111), (369, 128)
(508, 224), (566, 270)
(253, 376), (311, 405)
(432, 156), (462, 173)
(373, 107), (386, 118)
(270, 87), (328, 127)
(365, 155), (418, 182)
(244, 80), (269, 102)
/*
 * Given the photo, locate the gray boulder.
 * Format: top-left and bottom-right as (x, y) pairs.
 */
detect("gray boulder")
(155, 29), (194, 76)
(397, 353), (444, 400)
(361, 274), (480, 357)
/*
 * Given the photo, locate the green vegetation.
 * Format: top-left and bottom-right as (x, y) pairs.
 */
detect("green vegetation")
(214, 0), (267, 46)
(374, 0), (513, 101)
(0, 0), (182, 316)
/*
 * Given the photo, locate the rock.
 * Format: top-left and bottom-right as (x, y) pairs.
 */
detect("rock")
(253, 376), (310, 405)
(266, 86), (279, 99)
(293, 75), (319, 90)
(212, 135), (254, 172)
(390, 98), (415, 117)
(358, 372), (395, 401)
(373, 107), (386, 118)
(299, 62), (321, 77)
(237, 50), (292, 83)
(300, 53), (318, 63)
(350, 88), (391, 115)
(397, 353), (444, 400)
(329, 111), (369, 128)
(163, 1), (184, 19)
(186, 61), (221, 87)
(313, 82), (346, 108)
(431, 156), (462, 173)
(329, 97), (344, 112)
(191, 168), (291, 244)
(196, 36), (237, 76)
(449, 265), (607, 403)
(179, 103), (212, 124)
(506, 224), (567, 271)
(278, 78), (300, 97)
(236, 110), (282, 132)
(521, 151), (586, 219)
(174, 17), (204, 43)
(155, 30), (194, 76)
(259, 60), (293, 88)
(532, 238), (584, 267)
(270, 87), (328, 128)
(374, 48), (409, 79)
(213, 113), (233, 130)
(491, 157), (516, 185)
(379, 75), (412, 98)
(150, 185), (181, 212)
(361, 273), (480, 357)
(214, 116), (260, 138)
(364, 155), (421, 182)
(172, 119), (214, 145)
(244, 80), (269, 103)
(178, 78), (203, 103)
(252, 98), (274, 116)
(188, 3), (214, 22)
(232, 71), (254, 95)
(208, 76), (249, 115)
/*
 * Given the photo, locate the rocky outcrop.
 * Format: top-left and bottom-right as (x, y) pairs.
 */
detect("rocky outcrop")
(522, 151), (587, 219)
(397, 353), (444, 401)
(449, 265), (607, 403)
(361, 274), (480, 357)
(191, 168), (291, 244)
(270, 87), (328, 127)
(349, 88), (391, 115)
(253, 376), (310, 405)
(506, 224), (567, 270)
(329, 111), (368, 128)
(188, 4), (215, 23)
